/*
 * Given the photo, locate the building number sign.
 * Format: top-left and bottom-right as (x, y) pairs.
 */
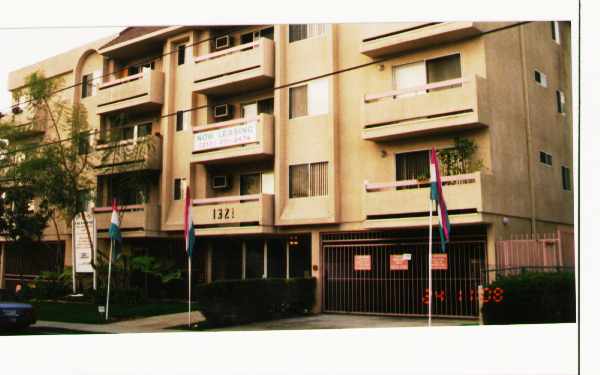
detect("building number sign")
(212, 207), (235, 220)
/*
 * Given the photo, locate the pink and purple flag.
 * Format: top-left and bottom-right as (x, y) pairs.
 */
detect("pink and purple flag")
(430, 147), (451, 251)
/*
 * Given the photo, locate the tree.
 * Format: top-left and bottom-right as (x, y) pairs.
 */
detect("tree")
(1, 71), (157, 291)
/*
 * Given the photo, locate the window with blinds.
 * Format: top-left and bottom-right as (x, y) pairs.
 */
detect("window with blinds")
(395, 151), (430, 181)
(289, 162), (328, 198)
(289, 79), (329, 119)
(289, 24), (327, 43)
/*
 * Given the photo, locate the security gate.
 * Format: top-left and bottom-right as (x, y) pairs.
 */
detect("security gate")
(323, 233), (486, 318)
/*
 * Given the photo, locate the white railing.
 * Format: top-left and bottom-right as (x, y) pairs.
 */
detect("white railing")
(364, 76), (470, 103)
(93, 204), (145, 213)
(195, 39), (261, 63)
(365, 172), (479, 192)
(192, 194), (262, 206)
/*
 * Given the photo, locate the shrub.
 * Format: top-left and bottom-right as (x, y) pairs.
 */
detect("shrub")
(482, 271), (575, 325)
(30, 271), (71, 300)
(196, 278), (316, 327)
(66, 287), (146, 306)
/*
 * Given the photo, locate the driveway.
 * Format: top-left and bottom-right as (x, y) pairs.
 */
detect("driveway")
(205, 314), (478, 331)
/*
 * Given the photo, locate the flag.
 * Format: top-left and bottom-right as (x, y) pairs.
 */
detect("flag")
(108, 198), (122, 260)
(184, 186), (195, 258)
(430, 147), (451, 251)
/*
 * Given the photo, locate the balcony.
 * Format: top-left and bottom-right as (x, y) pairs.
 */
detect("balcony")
(96, 70), (164, 115)
(363, 172), (485, 228)
(192, 194), (274, 235)
(362, 76), (490, 141)
(360, 22), (485, 57)
(93, 134), (162, 175)
(190, 114), (274, 164)
(94, 204), (161, 235)
(192, 38), (275, 96)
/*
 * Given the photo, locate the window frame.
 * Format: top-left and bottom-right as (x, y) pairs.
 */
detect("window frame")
(177, 44), (186, 66)
(539, 151), (553, 166)
(240, 172), (262, 196)
(551, 21), (561, 44)
(81, 73), (94, 99)
(289, 79), (329, 119)
(556, 90), (566, 114)
(534, 69), (548, 87)
(289, 162), (328, 198)
(176, 110), (184, 131)
(288, 24), (326, 43)
(561, 166), (572, 191)
(173, 178), (186, 201)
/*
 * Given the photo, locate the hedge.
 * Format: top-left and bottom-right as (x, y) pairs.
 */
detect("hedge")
(482, 271), (575, 325)
(196, 278), (316, 327)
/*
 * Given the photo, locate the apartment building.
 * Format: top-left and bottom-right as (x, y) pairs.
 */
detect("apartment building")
(0, 22), (572, 318)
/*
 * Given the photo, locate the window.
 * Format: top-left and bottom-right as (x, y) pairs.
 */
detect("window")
(426, 54), (462, 85)
(534, 70), (548, 87)
(136, 123), (152, 138)
(556, 90), (566, 114)
(77, 133), (91, 155)
(561, 166), (571, 191)
(177, 44), (186, 65)
(551, 21), (560, 44)
(107, 174), (149, 206)
(289, 79), (329, 119)
(240, 32), (254, 45)
(176, 111), (184, 131)
(127, 61), (154, 76)
(289, 162), (328, 198)
(174, 178), (186, 200)
(395, 151), (430, 181)
(540, 151), (553, 166)
(242, 98), (274, 118)
(289, 24), (326, 43)
(240, 173), (261, 195)
(81, 73), (94, 99)
(392, 54), (461, 97)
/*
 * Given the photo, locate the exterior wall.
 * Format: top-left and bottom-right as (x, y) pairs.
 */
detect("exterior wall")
(2, 23), (573, 307)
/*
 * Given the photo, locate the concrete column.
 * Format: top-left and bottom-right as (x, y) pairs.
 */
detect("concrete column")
(486, 223), (497, 284)
(263, 240), (268, 279)
(241, 241), (246, 280)
(311, 231), (322, 313)
(0, 243), (5, 289)
(206, 241), (212, 283)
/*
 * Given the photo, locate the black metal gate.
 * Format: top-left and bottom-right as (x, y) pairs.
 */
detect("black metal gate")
(323, 233), (486, 318)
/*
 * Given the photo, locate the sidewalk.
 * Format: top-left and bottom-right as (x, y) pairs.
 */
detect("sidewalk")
(33, 311), (205, 334)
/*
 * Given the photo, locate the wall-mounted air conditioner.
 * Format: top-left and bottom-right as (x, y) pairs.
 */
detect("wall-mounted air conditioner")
(213, 104), (233, 120)
(212, 175), (230, 190)
(215, 35), (231, 50)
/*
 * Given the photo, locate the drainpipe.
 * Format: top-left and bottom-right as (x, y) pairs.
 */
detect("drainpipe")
(518, 24), (538, 235)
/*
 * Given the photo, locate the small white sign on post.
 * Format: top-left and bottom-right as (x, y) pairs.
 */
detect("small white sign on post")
(72, 213), (96, 274)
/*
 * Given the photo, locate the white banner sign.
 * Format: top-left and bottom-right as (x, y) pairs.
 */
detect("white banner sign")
(72, 213), (96, 274)
(193, 121), (257, 152)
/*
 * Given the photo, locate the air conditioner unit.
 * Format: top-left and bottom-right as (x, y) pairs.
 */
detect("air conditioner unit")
(214, 35), (231, 50)
(212, 175), (230, 190)
(213, 104), (233, 120)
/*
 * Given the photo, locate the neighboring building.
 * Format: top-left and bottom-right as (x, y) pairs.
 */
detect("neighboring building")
(0, 22), (573, 318)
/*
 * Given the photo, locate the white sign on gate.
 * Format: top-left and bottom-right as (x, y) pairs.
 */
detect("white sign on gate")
(72, 212), (96, 274)
(193, 121), (258, 152)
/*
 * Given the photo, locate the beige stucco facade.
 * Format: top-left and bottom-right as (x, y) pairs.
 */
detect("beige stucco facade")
(1, 22), (572, 314)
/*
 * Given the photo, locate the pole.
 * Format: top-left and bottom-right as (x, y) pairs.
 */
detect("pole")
(188, 255), (192, 328)
(72, 227), (76, 294)
(105, 240), (113, 321)
(428, 198), (433, 327)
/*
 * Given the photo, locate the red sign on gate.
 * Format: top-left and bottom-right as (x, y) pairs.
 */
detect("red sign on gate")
(432, 253), (448, 270)
(354, 255), (371, 271)
(390, 254), (408, 271)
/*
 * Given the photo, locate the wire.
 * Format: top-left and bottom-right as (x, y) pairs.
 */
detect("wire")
(0, 22), (533, 164)
(1, 25), (253, 114)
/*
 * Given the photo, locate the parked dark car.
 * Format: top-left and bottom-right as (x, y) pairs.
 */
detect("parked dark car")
(0, 302), (37, 330)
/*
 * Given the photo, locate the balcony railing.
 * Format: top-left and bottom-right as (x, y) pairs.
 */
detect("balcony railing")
(362, 76), (490, 141)
(192, 193), (274, 230)
(94, 203), (160, 233)
(363, 172), (484, 222)
(360, 22), (485, 57)
(190, 113), (274, 164)
(96, 70), (164, 115)
(192, 38), (275, 95)
(93, 134), (162, 175)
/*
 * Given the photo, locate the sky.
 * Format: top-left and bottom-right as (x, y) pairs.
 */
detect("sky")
(0, 27), (122, 111)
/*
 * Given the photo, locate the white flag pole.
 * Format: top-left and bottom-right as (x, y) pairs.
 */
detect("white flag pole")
(428, 197), (433, 327)
(188, 254), (192, 328)
(105, 239), (113, 321)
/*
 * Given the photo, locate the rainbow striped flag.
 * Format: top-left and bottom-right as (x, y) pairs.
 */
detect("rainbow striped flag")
(184, 186), (195, 258)
(430, 147), (451, 251)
